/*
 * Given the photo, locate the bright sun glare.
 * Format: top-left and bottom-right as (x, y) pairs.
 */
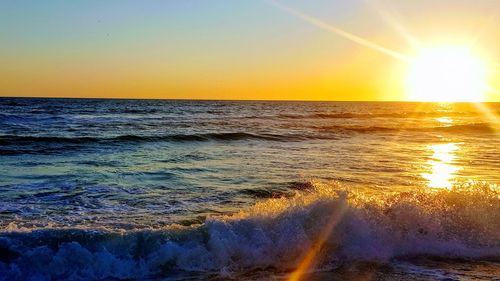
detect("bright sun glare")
(406, 46), (488, 102)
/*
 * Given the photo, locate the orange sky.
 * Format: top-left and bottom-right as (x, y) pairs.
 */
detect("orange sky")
(1, 1), (498, 101)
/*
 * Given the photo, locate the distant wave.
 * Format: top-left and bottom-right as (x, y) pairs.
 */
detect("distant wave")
(0, 133), (303, 155)
(0, 111), (484, 123)
(0, 181), (498, 280)
(1, 123), (496, 155)
(1, 123), (495, 147)
(433, 123), (498, 133)
(317, 122), (497, 134)
(0, 132), (316, 156)
(0, 113), (66, 123)
(278, 111), (478, 119)
(0, 132), (292, 146)
(0, 100), (26, 107)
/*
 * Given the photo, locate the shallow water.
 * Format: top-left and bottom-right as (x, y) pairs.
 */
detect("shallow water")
(0, 98), (499, 280)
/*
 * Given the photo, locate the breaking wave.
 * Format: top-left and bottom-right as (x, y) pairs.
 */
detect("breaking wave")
(0, 181), (498, 280)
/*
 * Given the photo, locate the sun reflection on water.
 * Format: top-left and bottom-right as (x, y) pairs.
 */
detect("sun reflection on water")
(422, 143), (461, 189)
(435, 117), (453, 124)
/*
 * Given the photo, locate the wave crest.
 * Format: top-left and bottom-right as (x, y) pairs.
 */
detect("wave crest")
(0, 181), (499, 280)
(279, 111), (478, 119)
(317, 122), (497, 134)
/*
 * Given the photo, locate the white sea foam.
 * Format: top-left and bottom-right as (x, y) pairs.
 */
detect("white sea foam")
(0, 181), (498, 280)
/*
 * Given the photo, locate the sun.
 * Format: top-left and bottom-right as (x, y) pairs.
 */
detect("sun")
(405, 46), (488, 102)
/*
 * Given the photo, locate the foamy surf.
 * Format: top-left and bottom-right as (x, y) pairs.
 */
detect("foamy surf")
(0, 181), (498, 280)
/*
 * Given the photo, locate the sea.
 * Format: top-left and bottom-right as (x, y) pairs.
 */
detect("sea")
(0, 98), (499, 280)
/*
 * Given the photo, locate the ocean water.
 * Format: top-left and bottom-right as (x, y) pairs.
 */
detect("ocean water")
(0, 98), (498, 280)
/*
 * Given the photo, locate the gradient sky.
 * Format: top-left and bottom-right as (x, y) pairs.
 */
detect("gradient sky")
(1, 0), (499, 100)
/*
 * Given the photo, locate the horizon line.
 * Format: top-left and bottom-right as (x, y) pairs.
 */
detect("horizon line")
(0, 96), (498, 103)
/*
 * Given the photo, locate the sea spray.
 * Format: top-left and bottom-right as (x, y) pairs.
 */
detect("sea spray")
(1, 181), (498, 280)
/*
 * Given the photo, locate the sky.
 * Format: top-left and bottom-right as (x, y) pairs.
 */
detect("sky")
(1, 0), (499, 101)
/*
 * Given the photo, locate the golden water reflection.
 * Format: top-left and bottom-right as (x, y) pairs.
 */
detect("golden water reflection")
(435, 117), (453, 124)
(422, 143), (461, 189)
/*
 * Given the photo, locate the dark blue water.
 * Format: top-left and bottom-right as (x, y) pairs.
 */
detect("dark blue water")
(0, 98), (499, 280)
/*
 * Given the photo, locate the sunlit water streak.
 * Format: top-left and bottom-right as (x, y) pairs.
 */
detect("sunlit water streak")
(0, 99), (499, 280)
(422, 143), (460, 189)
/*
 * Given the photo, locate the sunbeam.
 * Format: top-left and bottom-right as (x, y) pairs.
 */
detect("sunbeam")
(266, 0), (408, 62)
(363, 0), (421, 50)
(288, 192), (348, 281)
